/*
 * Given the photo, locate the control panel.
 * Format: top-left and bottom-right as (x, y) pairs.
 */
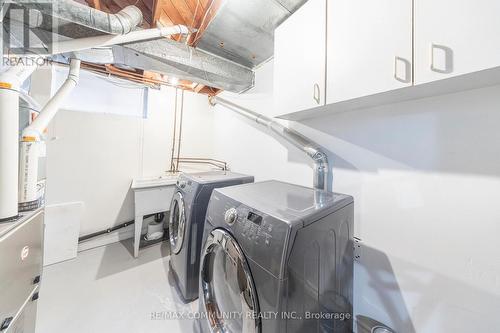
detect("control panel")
(208, 194), (289, 278)
(176, 177), (194, 194)
(223, 206), (275, 248)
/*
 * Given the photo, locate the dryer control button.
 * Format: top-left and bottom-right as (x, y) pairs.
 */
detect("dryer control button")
(224, 208), (238, 225)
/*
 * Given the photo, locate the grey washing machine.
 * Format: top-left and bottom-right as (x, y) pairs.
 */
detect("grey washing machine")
(198, 180), (354, 333)
(169, 171), (254, 302)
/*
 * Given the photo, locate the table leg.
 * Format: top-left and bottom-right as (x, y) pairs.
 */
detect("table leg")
(134, 215), (143, 258)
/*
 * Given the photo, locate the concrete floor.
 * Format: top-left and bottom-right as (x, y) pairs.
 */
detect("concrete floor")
(36, 240), (200, 333)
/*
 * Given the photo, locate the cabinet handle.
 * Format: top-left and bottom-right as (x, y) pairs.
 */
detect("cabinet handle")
(313, 83), (321, 105)
(394, 56), (412, 83)
(431, 43), (454, 74)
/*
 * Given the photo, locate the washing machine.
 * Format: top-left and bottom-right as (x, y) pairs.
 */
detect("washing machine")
(168, 171), (254, 302)
(198, 180), (354, 333)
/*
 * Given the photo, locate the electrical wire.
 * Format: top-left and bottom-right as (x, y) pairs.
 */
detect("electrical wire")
(187, 0), (201, 45)
(191, 0), (217, 46)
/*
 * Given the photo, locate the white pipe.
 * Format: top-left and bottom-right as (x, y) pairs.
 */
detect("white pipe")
(22, 59), (81, 140)
(50, 25), (190, 56)
(0, 64), (37, 220)
(18, 59), (81, 207)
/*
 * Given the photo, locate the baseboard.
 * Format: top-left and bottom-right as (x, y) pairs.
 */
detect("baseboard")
(78, 224), (136, 252)
(77, 215), (163, 253)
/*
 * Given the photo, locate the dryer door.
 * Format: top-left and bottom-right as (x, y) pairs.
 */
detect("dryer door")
(169, 191), (186, 255)
(201, 228), (260, 333)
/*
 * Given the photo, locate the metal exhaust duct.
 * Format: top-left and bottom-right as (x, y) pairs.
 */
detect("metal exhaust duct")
(14, 0), (143, 35)
(5, 1), (254, 92)
(209, 96), (329, 192)
(114, 39), (255, 93)
(67, 39), (255, 93)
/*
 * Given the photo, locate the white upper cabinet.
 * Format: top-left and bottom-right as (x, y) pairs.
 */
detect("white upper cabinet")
(326, 0), (413, 103)
(415, 0), (500, 84)
(273, 0), (500, 120)
(273, 0), (327, 117)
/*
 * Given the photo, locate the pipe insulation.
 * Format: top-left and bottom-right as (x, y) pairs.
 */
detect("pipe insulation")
(209, 96), (329, 192)
(16, 0), (143, 35)
(0, 64), (38, 221)
(19, 59), (81, 207)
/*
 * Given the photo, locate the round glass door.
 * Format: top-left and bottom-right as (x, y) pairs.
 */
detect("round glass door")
(169, 192), (186, 254)
(201, 228), (260, 333)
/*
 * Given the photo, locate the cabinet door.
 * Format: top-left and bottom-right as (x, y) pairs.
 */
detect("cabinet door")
(273, 0), (327, 117)
(327, 0), (413, 103)
(415, 0), (500, 84)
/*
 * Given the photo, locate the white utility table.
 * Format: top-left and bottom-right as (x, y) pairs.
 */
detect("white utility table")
(130, 174), (179, 258)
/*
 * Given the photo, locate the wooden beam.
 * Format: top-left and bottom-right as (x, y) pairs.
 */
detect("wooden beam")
(199, 86), (221, 96)
(142, 0), (154, 12)
(185, 0), (206, 29)
(101, 0), (122, 13)
(189, 0), (223, 46)
(109, 0), (131, 10)
(152, 0), (168, 24)
(184, 0), (206, 45)
(172, 0), (195, 27)
(161, 0), (187, 25)
(193, 83), (205, 93)
(88, 0), (101, 10)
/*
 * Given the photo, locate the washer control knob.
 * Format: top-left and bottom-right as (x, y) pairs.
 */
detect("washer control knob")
(178, 180), (187, 189)
(224, 208), (238, 225)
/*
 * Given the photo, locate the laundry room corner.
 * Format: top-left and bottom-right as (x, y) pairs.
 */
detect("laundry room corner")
(34, 67), (217, 257)
(3, 1), (500, 332)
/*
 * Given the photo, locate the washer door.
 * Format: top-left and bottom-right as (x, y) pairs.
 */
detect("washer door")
(201, 228), (260, 333)
(169, 192), (186, 255)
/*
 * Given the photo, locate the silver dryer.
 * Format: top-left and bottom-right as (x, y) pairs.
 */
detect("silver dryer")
(199, 180), (354, 332)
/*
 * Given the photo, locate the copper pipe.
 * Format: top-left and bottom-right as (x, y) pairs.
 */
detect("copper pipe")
(169, 89), (179, 172)
(175, 90), (185, 171)
(172, 157), (227, 171)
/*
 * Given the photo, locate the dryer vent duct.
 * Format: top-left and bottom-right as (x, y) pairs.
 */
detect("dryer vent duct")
(209, 96), (329, 192)
(14, 0), (143, 35)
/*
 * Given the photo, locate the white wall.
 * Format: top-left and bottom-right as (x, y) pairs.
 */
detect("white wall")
(213, 60), (500, 332)
(53, 67), (146, 117)
(44, 70), (214, 236)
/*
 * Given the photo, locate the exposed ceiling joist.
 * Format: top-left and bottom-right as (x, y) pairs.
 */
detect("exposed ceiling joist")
(11, 0), (310, 92)
(189, 0), (222, 46)
(75, 0), (228, 91)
